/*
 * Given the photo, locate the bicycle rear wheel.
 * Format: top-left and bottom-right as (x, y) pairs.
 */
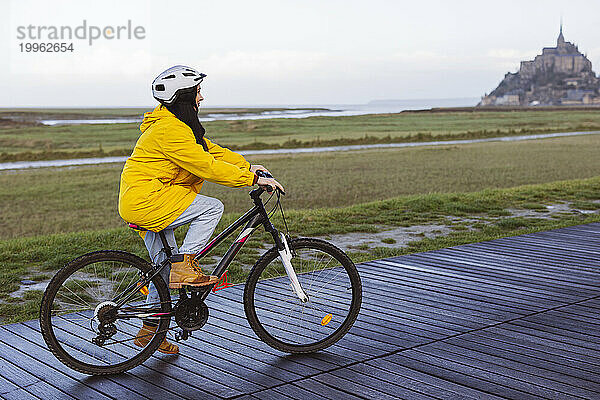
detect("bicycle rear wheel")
(244, 238), (361, 353)
(40, 250), (172, 375)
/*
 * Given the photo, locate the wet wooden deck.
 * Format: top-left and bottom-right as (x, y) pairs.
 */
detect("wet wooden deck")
(1, 222), (599, 399)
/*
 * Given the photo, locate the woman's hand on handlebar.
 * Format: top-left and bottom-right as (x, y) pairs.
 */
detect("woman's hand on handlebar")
(250, 164), (271, 175)
(257, 176), (285, 194)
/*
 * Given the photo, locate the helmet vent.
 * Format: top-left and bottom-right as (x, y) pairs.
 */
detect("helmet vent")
(162, 74), (176, 80)
(182, 72), (196, 77)
(154, 84), (165, 91)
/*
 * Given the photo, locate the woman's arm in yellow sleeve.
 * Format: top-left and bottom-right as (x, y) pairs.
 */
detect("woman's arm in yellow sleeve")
(204, 137), (251, 170)
(161, 131), (255, 187)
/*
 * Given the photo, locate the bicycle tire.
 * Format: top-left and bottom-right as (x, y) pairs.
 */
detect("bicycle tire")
(244, 238), (362, 353)
(40, 250), (172, 375)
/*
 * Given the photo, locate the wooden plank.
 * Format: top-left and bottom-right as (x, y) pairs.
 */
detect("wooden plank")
(15, 320), (222, 400)
(524, 313), (600, 337)
(288, 378), (366, 399)
(557, 304), (600, 319)
(443, 334), (600, 384)
(374, 257), (581, 305)
(463, 241), (600, 271)
(491, 235), (600, 255)
(0, 376), (20, 396)
(2, 381), (75, 400)
(17, 319), (238, 399)
(431, 242), (600, 273)
(200, 313), (345, 370)
(0, 328), (120, 400)
(497, 321), (600, 351)
(349, 274), (509, 325)
(114, 318), (303, 385)
(344, 362), (483, 400)
(0, 352), (40, 388)
(361, 262), (567, 309)
(312, 371), (434, 400)
(256, 278), (459, 340)
(420, 341), (600, 398)
(511, 319), (600, 347)
(368, 357), (507, 400)
(480, 326), (600, 359)
(1, 387), (40, 400)
(356, 266), (526, 318)
(384, 352), (545, 400)
(269, 383), (333, 400)
(459, 331), (600, 374)
(402, 250), (599, 288)
(61, 316), (269, 394)
(365, 259), (580, 302)
(470, 329), (600, 367)
(207, 289), (389, 357)
(243, 384), (333, 400)
(402, 251), (599, 291)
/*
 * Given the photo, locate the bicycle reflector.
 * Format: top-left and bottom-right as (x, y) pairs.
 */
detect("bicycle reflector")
(137, 283), (149, 296)
(321, 314), (333, 326)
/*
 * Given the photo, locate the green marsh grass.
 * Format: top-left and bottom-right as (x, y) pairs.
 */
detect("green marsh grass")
(1, 134), (600, 239)
(3, 109), (600, 160)
(1, 178), (599, 323)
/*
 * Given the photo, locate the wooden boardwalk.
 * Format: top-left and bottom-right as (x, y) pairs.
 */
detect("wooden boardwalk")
(1, 222), (599, 399)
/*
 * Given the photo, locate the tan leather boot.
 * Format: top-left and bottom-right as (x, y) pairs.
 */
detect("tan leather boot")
(169, 254), (219, 289)
(134, 322), (179, 354)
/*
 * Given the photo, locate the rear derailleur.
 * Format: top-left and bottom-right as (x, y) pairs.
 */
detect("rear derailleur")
(92, 302), (118, 346)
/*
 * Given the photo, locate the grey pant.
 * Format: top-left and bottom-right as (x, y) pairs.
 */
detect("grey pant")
(144, 193), (224, 305)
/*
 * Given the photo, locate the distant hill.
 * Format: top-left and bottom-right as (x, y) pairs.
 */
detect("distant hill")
(480, 25), (600, 107)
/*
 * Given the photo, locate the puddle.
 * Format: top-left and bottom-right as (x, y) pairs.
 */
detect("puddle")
(325, 225), (452, 253)
(8, 280), (49, 298)
(317, 201), (600, 253)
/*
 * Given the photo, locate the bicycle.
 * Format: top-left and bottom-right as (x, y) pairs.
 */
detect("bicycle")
(39, 172), (362, 375)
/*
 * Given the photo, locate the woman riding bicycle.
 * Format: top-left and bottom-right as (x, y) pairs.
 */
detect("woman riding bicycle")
(118, 65), (284, 354)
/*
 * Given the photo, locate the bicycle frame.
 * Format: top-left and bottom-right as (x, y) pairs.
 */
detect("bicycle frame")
(114, 187), (295, 309)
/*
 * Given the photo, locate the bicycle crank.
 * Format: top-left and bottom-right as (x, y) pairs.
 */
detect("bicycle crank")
(174, 296), (209, 331)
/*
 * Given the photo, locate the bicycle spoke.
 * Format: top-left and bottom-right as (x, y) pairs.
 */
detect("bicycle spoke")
(41, 252), (172, 374)
(250, 240), (359, 349)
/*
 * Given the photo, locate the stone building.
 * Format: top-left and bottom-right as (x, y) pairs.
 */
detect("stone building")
(479, 25), (600, 106)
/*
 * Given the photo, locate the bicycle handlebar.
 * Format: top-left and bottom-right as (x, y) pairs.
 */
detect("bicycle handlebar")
(255, 170), (274, 179)
(255, 169), (284, 195)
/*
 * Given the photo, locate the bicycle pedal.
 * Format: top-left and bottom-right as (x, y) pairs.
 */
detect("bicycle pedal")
(174, 329), (191, 342)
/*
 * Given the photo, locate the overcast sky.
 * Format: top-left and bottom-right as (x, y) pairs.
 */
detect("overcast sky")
(1, 0), (599, 107)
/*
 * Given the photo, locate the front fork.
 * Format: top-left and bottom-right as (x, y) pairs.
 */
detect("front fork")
(276, 232), (309, 303)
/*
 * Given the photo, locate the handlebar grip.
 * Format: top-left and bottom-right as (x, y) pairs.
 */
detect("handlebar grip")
(256, 170), (273, 179)
(256, 170), (274, 192)
(255, 169), (283, 194)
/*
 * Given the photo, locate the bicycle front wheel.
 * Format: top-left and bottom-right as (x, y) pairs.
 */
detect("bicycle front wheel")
(244, 238), (362, 353)
(40, 250), (172, 375)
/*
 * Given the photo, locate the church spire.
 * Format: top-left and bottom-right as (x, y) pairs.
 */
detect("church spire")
(557, 18), (565, 45)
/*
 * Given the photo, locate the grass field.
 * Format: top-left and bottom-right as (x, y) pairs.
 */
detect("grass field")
(3, 109), (600, 161)
(1, 133), (599, 240)
(1, 109), (599, 323)
(1, 177), (599, 323)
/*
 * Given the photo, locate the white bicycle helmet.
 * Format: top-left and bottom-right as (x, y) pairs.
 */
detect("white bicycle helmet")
(151, 65), (206, 105)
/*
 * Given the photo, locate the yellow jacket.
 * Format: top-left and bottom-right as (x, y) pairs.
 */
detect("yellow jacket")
(118, 105), (256, 232)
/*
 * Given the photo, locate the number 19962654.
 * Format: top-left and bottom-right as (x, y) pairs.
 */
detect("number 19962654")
(19, 43), (74, 52)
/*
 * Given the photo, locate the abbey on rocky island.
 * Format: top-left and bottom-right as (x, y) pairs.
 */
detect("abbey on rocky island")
(479, 25), (600, 106)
